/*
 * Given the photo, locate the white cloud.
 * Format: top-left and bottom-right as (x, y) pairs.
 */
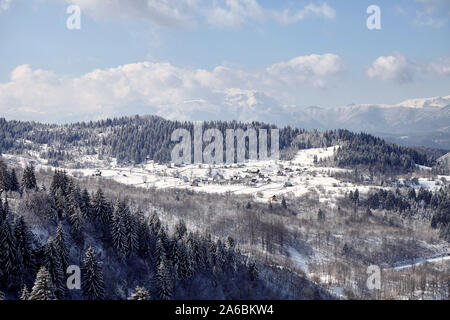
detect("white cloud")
(206, 0), (265, 28)
(271, 3), (336, 25)
(266, 54), (343, 87)
(428, 56), (450, 76)
(414, 0), (450, 28)
(67, 0), (199, 28)
(65, 0), (336, 29)
(0, 54), (343, 122)
(0, 0), (12, 12)
(367, 54), (417, 83)
(367, 54), (450, 83)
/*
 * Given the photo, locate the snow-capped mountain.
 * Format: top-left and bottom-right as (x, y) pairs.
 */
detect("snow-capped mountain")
(394, 95), (450, 109)
(219, 93), (450, 149)
(217, 93), (450, 149)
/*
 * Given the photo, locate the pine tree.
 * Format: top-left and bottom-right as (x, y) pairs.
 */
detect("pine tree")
(128, 286), (150, 300)
(92, 188), (111, 225)
(124, 209), (138, 257)
(156, 258), (173, 300)
(43, 237), (66, 299)
(66, 183), (81, 217)
(136, 214), (151, 259)
(111, 200), (128, 259)
(0, 207), (21, 288)
(69, 207), (85, 245)
(13, 216), (33, 270)
(29, 267), (56, 300)
(174, 220), (187, 241)
(81, 247), (105, 300)
(214, 240), (226, 271)
(80, 188), (91, 219)
(9, 169), (19, 192)
(155, 238), (167, 266)
(53, 223), (69, 271)
(20, 284), (30, 300)
(21, 165), (37, 190)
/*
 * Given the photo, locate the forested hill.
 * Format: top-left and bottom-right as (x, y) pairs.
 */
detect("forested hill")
(0, 116), (439, 172)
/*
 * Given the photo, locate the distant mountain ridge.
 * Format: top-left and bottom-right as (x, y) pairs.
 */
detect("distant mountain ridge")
(208, 93), (450, 149)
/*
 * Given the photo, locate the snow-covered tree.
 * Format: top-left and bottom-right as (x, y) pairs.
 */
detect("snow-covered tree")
(69, 207), (85, 245)
(80, 188), (91, 219)
(81, 247), (105, 300)
(174, 220), (187, 241)
(21, 164), (37, 190)
(156, 258), (173, 300)
(53, 223), (69, 271)
(0, 206), (21, 287)
(29, 267), (57, 300)
(43, 237), (66, 299)
(8, 169), (20, 192)
(92, 188), (111, 225)
(128, 286), (150, 300)
(20, 285), (30, 300)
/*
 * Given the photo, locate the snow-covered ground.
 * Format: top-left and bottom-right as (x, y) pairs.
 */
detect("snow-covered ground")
(3, 146), (374, 204)
(390, 253), (450, 272)
(4, 145), (448, 204)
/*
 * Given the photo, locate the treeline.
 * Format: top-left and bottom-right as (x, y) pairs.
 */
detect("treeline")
(0, 163), (263, 300)
(352, 186), (450, 242)
(0, 116), (436, 173)
(293, 129), (434, 173)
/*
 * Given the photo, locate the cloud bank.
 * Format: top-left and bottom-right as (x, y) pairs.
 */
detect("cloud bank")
(0, 54), (343, 122)
(66, 0), (336, 28)
(367, 54), (450, 83)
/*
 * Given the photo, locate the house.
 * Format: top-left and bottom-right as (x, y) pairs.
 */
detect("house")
(92, 169), (102, 177)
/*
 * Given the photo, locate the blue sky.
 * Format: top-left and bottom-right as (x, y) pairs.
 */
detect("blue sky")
(0, 0), (449, 123)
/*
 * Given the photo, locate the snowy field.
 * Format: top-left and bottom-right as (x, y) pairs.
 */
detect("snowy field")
(4, 145), (449, 204)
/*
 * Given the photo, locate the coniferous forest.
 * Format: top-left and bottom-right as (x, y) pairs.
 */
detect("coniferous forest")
(0, 116), (449, 300)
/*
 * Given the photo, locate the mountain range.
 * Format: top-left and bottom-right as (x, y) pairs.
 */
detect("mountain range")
(187, 92), (450, 150)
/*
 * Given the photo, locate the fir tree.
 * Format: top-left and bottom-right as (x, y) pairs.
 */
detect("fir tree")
(20, 284), (30, 300)
(128, 286), (150, 300)
(0, 207), (21, 288)
(13, 216), (33, 270)
(80, 188), (91, 219)
(156, 258), (173, 300)
(92, 188), (111, 225)
(29, 267), (57, 300)
(111, 200), (128, 259)
(174, 220), (187, 241)
(69, 207), (85, 245)
(81, 247), (105, 300)
(124, 210), (138, 258)
(53, 223), (69, 271)
(43, 237), (66, 299)
(9, 169), (19, 192)
(21, 164), (37, 190)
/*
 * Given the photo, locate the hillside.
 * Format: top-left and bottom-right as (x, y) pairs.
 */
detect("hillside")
(0, 116), (449, 300)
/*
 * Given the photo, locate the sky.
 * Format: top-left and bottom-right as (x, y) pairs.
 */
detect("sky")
(0, 0), (449, 123)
